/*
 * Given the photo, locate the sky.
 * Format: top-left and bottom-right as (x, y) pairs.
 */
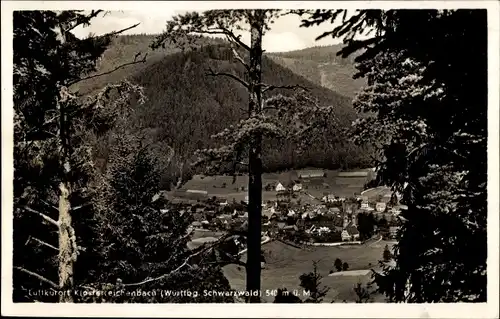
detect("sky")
(72, 10), (347, 52)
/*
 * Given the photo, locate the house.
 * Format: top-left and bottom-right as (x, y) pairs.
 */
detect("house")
(297, 169), (325, 179)
(346, 223), (360, 240)
(192, 221), (202, 228)
(328, 207), (341, 215)
(341, 222), (360, 241)
(186, 189), (208, 195)
(277, 221), (286, 229)
(283, 225), (298, 232)
(287, 209), (297, 217)
(389, 226), (401, 239)
(341, 229), (352, 241)
(376, 202), (387, 212)
(275, 182), (286, 192)
(219, 200), (229, 206)
(292, 183), (303, 192)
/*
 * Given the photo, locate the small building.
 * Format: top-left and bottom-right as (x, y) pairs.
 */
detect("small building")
(389, 226), (401, 239)
(341, 222), (360, 241)
(346, 223), (360, 240)
(275, 182), (286, 192)
(297, 169), (325, 179)
(192, 221), (202, 228)
(376, 202), (387, 212)
(292, 183), (303, 192)
(341, 229), (352, 241)
(186, 189), (208, 195)
(328, 207), (341, 215)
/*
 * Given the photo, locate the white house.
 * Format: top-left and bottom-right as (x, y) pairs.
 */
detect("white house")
(361, 201), (370, 209)
(376, 202), (387, 212)
(297, 169), (324, 179)
(341, 230), (352, 241)
(292, 183), (303, 192)
(287, 210), (297, 217)
(275, 182), (286, 192)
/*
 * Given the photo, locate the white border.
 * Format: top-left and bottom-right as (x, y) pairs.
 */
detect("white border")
(1, 1), (499, 318)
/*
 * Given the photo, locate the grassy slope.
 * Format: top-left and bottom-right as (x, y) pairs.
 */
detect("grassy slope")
(223, 240), (394, 302)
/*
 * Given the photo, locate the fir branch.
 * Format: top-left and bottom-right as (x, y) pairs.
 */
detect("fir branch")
(206, 67), (249, 89)
(26, 236), (58, 251)
(14, 266), (59, 289)
(68, 52), (148, 86)
(260, 83), (309, 94)
(124, 234), (238, 287)
(23, 206), (59, 227)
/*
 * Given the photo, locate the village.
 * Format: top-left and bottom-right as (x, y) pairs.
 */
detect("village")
(163, 168), (406, 250)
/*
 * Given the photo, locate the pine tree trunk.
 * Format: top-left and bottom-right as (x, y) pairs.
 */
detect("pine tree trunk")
(58, 181), (74, 302)
(246, 11), (265, 303)
(57, 24), (76, 302)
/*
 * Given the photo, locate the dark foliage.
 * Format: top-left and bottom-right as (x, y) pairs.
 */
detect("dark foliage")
(299, 261), (329, 303)
(298, 9), (487, 302)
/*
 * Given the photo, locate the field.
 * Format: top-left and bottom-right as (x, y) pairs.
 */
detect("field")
(222, 239), (395, 303)
(170, 168), (373, 203)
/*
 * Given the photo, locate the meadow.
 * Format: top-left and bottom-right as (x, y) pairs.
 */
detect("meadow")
(172, 168), (371, 203)
(222, 239), (395, 303)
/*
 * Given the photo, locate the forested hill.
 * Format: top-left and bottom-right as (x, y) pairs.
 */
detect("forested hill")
(267, 45), (366, 98)
(82, 35), (371, 188)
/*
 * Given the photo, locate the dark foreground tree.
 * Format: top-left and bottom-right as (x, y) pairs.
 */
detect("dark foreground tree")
(153, 10), (340, 302)
(383, 244), (392, 262)
(299, 261), (329, 303)
(13, 10), (146, 302)
(353, 282), (372, 303)
(84, 129), (233, 302)
(297, 9), (487, 302)
(334, 258), (343, 272)
(342, 262), (349, 271)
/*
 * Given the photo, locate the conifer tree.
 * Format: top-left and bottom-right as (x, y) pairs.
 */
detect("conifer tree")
(297, 9), (487, 302)
(13, 10), (147, 302)
(299, 261), (329, 303)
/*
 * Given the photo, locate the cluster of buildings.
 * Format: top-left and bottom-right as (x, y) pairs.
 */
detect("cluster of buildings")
(166, 168), (404, 243)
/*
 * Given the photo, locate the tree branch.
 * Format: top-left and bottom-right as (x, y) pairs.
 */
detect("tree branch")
(104, 23), (141, 38)
(227, 39), (250, 72)
(124, 234), (237, 287)
(23, 206), (59, 227)
(41, 199), (58, 212)
(14, 266), (59, 289)
(26, 236), (58, 251)
(64, 10), (104, 33)
(260, 83), (309, 94)
(206, 67), (249, 89)
(68, 52), (148, 86)
(202, 26), (251, 51)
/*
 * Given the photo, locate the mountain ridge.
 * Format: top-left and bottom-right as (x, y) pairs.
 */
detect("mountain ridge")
(83, 34), (371, 188)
